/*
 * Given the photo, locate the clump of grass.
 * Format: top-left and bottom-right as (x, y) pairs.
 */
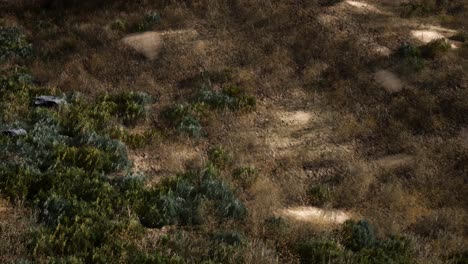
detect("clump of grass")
(400, 2), (435, 18)
(137, 165), (247, 228)
(340, 220), (377, 252)
(232, 167), (258, 189)
(0, 27), (32, 61)
(421, 38), (451, 58)
(208, 146), (232, 168)
(297, 238), (343, 264)
(162, 103), (204, 137)
(318, 0), (344, 7)
(98, 91), (152, 126)
(197, 86), (256, 111)
(307, 185), (332, 206)
(449, 32), (467, 42)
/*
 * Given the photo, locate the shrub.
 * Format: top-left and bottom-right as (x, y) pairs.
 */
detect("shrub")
(232, 167), (257, 188)
(197, 86), (256, 111)
(353, 236), (414, 264)
(98, 91), (152, 126)
(400, 2), (435, 17)
(162, 104), (204, 137)
(421, 38), (451, 58)
(0, 27), (32, 61)
(307, 185), (332, 206)
(449, 32), (467, 42)
(319, 0), (344, 6)
(341, 220), (377, 252)
(137, 166), (247, 228)
(212, 231), (245, 246)
(297, 238), (343, 264)
(208, 146), (231, 169)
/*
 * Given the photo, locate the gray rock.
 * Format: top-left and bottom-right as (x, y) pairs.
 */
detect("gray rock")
(34, 96), (67, 107)
(2, 128), (27, 136)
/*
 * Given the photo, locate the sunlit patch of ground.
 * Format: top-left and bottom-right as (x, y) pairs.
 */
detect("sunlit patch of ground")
(277, 206), (351, 224)
(374, 70), (404, 93)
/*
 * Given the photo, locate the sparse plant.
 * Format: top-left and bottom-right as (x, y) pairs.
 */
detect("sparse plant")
(341, 220), (377, 252)
(297, 238), (343, 264)
(0, 27), (32, 61)
(421, 38), (451, 58)
(307, 185), (332, 206)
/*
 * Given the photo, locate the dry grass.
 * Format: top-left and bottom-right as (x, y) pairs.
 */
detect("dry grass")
(0, 0), (467, 262)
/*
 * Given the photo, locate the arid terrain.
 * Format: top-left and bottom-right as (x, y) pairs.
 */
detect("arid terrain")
(0, 0), (467, 263)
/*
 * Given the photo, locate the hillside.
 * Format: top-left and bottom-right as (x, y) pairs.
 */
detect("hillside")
(0, 0), (467, 263)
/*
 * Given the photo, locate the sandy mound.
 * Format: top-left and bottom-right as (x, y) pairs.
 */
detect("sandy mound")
(374, 70), (404, 93)
(278, 206), (351, 224)
(375, 154), (414, 169)
(122, 29), (198, 60)
(410, 28), (458, 48)
(122, 32), (163, 60)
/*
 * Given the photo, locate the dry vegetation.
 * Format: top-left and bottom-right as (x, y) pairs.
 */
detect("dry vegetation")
(0, 0), (467, 263)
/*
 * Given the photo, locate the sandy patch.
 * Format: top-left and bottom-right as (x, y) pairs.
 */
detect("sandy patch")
(375, 70), (404, 93)
(278, 206), (351, 224)
(375, 154), (414, 169)
(122, 29), (198, 60)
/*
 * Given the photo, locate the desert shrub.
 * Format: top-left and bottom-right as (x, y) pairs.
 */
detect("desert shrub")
(208, 146), (231, 169)
(212, 231), (245, 246)
(232, 167), (257, 188)
(109, 126), (157, 149)
(0, 27), (32, 61)
(396, 43), (425, 72)
(138, 165), (247, 228)
(400, 2), (435, 17)
(197, 86), (256, 111)
(353, 236), (414, 264)
(421, 38), (451, 58)
(140, 11), (162, 31)
(449, 32), (467, 42)
(318, 0), (344, 6)
(297, 238), (344, 264)
(307, 185), (332, 206)
(341, 220), (377, 252)
(110, 19), (127, 32)
(162, 104), (204, 137)
(97, 91), (152, 126)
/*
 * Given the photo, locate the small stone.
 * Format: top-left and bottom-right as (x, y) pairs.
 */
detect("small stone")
(2, 128), (27, 136)
(34, 96), (67, 107)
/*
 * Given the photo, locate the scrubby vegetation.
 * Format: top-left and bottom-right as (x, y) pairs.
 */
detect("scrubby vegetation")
(1, 0), (467, 263)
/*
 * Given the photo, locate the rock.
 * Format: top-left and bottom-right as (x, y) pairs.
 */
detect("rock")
(2, 128), (27, 136)
(34, 96), (67, 107)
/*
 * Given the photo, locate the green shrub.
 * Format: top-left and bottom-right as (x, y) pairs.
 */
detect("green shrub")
(232, 167), (257, 188)
(162, 104), (204, 137)
(341, 220), (377, 252)
(307, 185), (332, 206)
(197, 86), (256, 111)
(98, 91), (152, 126)
(398, 43), (422, 58)
(212, 231), (245, 246)
(138, 165), (247, 228)
(353, 236), (414, 264)
(297, 238), (343, 264)
(421, 38), (451, 58)
(400, 2), (435, 17)
(208, 146), (231, 169)
(0, 27), (32, 61)
(110, 19), (127, 32)
(449, 32), (467, 42)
